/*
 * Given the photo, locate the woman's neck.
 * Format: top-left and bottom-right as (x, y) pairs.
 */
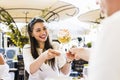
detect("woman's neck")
(39, 42), (45, 49)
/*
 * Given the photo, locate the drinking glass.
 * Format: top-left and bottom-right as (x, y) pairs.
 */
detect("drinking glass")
(57, 29), (71, 52)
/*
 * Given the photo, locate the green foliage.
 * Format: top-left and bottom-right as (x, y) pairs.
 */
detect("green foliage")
(0, 7), (29, 48)
(6, 29), (29, 48)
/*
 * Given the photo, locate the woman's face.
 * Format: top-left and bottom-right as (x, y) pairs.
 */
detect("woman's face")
(32, 22), (48, 43)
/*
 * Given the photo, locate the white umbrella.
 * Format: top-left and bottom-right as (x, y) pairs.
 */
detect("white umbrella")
(78, 9), (104, 24)
(0, 0), (79, 23)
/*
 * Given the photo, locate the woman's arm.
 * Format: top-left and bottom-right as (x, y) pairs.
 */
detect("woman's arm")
(60, 52), (75, 75)
(56, 53), (73, 75)
(60, 48), (90, 75)
(30, 49), (60, 74)
(53, 42), (72, 75)
(23, 47), (47, 74)
(23, 45), (61, 74)
(29, 52), (47, 74)
(60, 61), (71, 75)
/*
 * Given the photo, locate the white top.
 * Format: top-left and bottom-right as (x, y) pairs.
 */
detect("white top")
(88, 11), (120, 80)
(0, 63), (11, 80)
(23, 43), (66, 80)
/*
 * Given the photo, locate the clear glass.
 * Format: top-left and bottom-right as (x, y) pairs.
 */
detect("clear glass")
(58, 29), (71, 44)
(57, 29), (71, 52)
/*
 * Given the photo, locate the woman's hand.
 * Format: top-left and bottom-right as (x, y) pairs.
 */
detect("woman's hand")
(66, 51), (75, 62)
(43, 49), (61, 60)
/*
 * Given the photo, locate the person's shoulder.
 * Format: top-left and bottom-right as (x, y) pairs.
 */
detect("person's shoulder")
(23, 44), (31, 55)
(102, 11), (120, 25)
(23, 44), (30, 49)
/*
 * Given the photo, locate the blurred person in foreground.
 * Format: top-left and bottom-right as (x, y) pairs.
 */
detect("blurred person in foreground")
(0, 54), (11, 80)
(67, 0), (120, 80)
(23, 17), (73, 80)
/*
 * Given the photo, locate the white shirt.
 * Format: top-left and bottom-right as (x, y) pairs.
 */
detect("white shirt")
(88, 11), (120, 80)
(0, 63), (11, 80)
(23, 44), (66, 80)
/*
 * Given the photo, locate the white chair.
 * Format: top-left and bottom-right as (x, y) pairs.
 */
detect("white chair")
(5, 47), (19, 60)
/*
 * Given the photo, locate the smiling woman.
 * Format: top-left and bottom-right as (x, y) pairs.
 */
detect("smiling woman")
(23, 17), (74, 80)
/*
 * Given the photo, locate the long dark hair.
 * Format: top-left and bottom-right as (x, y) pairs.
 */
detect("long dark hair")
(28, 17), (55, 70)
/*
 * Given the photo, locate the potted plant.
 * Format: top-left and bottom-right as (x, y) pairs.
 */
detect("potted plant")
(0, 7), (29, 49)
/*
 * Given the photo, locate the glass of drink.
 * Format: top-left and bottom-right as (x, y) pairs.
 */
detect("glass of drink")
(57, 29), (71, 52)
(58, 29), (71, 44)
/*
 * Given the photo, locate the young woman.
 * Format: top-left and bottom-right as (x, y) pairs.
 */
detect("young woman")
(23, 17), (73, 80)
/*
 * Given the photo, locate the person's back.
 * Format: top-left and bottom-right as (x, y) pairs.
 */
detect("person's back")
(88, 0), (120, 80)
